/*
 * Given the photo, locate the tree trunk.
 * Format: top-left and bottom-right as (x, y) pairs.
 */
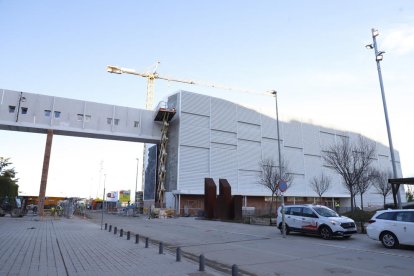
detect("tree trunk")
(383, 196), (386, 208)
(360, 193), (364, 211)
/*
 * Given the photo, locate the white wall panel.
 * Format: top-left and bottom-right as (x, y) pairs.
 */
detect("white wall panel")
(261, 138), (279, 164)
(238, 122), (261, 142)
(181, 92), (210, 116)
(237, 140), (261, 171)
(211, 130), (237, 145)
(211, 97), (237, 132)
(284, 146), (304, 175)
(178, 172), (208, 193)
(283, 121), (303, 148)
(211, 146), (238, 189)
(261, 115), (277, 139)
(179, 146), (209, 173)
(302, 124), (320, 156)
(181, 112), (209, 128)
(180, 113), (210, 148)
(237, 106), (260, 125)
(320, 131), (335, 149)
(238, 170), (266, 195)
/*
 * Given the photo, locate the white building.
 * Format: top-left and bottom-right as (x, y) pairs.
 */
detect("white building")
(0, 89), (405, 215)
(162, 91), (405, 214)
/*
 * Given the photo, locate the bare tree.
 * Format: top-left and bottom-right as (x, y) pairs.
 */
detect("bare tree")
(372, 169), (393, 207)
(310, 173), (331, 204)
(258, 158), (294, 217)
(323, 136), (376, 212)
(355, 168), (376, 210)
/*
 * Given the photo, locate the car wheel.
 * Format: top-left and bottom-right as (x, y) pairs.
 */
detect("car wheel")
(319, 226), (332, 240)
(380, 232), (399, 249)
(343, 236), (351, 240)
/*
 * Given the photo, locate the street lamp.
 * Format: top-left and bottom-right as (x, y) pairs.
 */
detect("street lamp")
(366, 28), (401, 208)
(135, 158), (139, 204)
(100, 174), (106, 230)
(270, 90), (286, 238)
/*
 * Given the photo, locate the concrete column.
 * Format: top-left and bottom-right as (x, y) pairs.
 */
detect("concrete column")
(38, 129), (53, 217)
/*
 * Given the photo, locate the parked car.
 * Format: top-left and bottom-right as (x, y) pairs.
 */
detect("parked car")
(366, 209), (414, 249)
(277, 204), (357, 239)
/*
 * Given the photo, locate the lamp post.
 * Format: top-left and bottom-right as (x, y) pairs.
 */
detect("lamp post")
(100, 174), (106, 230)
(366, 28), (401, 208)
(271, 90), (286, 238)
(135, 158), (139, 204)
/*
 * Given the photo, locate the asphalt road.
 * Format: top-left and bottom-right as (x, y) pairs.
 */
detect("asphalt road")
(87, 211), (414, 276)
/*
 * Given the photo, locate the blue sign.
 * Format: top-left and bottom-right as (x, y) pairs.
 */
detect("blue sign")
(278, 180), (287, 192)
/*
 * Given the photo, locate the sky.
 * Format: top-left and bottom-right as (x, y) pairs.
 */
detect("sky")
(1, 1), (414, 199)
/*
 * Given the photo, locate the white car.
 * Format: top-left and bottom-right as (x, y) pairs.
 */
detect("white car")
(277, 204), (357, 239)
(366, 209), (414, 249)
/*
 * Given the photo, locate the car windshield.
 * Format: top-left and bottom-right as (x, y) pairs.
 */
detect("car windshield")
(313, 207), (339, 217)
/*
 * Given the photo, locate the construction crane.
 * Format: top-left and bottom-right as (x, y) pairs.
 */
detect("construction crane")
(106, 63), (273, 209)
(106, 62), (270, 108)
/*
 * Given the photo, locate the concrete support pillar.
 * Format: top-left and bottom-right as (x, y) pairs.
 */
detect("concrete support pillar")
(38, 129), (53, 217)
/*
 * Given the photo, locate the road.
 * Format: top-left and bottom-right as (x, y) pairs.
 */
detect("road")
(87, 211), (414, 276)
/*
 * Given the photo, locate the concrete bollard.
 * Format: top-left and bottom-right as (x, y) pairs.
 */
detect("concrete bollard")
(135, 234), (139, 244)
(120, 229), (123, 237)
(108, 225), (112, 232)
(145, 237), (149, 248)
(127, 231), (130, 240)
(176, 247), (181, 262)
(232, 264), (239, 276)
(199, 254), (205, 271)
(159, 242), (163, 254)
(105, 223), (107, 230)
(114, 227), (117, 235)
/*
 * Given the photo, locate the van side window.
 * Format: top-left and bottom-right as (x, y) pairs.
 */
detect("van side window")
(302, 207), (316, 218)
(290, 207), (302, 216)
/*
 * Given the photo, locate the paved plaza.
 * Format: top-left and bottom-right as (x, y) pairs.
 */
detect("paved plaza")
(1, 212), (414, 276)
(0, 214), (223, 276)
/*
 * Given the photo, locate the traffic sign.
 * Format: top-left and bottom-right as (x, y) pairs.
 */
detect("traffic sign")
(278, 180), (287, 192)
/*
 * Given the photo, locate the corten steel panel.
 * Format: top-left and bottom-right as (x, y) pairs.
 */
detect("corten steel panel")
(233, 195), (243, 221)
(217, 179), (232, 220)
(204, 178), (217, 219)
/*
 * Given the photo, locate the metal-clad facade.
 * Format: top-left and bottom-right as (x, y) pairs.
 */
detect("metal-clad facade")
(170, 91), (404, 203)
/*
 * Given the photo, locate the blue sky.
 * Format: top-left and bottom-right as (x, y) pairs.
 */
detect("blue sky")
(1, 1), (414, 198)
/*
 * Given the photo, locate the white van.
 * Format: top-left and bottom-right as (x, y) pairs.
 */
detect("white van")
(277, 204), (357, 239)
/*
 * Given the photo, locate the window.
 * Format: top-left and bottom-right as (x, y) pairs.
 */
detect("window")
(114, 119), (119, 126)
(396, 211), (414, 223)
(377, 212), (397, 221)
(54, 111), (61, 119)
(44, 110), (51, 117)
(85, 115), (91, 122)
(21, 107), (28, 114)
(9, 106), (16, 113)
(77, 114), (84, 121)
(302, 207), (317, 218)
(134, 121), (139, 128)
(107, 118), (112, 124)
(290, 207), (302, 216)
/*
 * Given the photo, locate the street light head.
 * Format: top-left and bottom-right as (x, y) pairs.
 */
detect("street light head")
(269, 90), (277, 96)
(372, 29), (379, 37)
(106, 65), (123, 74)
(365, 44), (374, 49)
(376, 51), (385, 61)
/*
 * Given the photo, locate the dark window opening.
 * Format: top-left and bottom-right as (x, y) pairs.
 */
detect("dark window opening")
(54, 111), (61, 118)
(44, 110), (51, 117)
(21, 107), (28, 114)
(9, 106), (16, 113)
